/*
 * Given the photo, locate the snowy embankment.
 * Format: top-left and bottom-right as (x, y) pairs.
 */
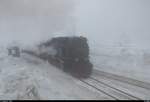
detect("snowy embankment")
(90, 44), (150, 83)
(0, 47), (109, 100)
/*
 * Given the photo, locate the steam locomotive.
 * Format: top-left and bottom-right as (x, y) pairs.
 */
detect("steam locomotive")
(10, 36), (93, 79)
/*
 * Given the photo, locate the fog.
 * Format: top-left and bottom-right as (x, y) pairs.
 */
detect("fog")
(0, 0), (76, 46)
(75, 0), (150, 49)
(0, 0), (150, 96)
(0, 0), (74, 16)
(0, 0), (150, 49)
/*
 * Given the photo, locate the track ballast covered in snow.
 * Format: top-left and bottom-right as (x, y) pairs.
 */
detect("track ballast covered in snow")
(0, 47), (110, 100)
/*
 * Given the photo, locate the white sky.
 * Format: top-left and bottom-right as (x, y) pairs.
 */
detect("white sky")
(75, 0), (150, 48)
(0, 0), (150, 49)
(0, 0), (75, 45)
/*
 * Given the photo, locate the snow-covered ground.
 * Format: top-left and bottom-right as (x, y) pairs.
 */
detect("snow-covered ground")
(0, 47), (111, 100)
(90, 44), (150, 83)
(0, 42), (150, 99)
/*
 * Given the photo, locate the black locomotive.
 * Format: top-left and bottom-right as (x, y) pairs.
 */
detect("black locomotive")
(22, 36), (93, 79)
(38, 36), (93, 78)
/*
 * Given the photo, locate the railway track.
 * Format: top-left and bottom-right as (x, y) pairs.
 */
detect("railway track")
(79, 76), (141, 100)
(93, 68), (150, 90)
(84, 69), (150, 100)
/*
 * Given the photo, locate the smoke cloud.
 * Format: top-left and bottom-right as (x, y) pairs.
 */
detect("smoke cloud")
(0, 0), (76, 46)
(0, 0), (74, 16)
